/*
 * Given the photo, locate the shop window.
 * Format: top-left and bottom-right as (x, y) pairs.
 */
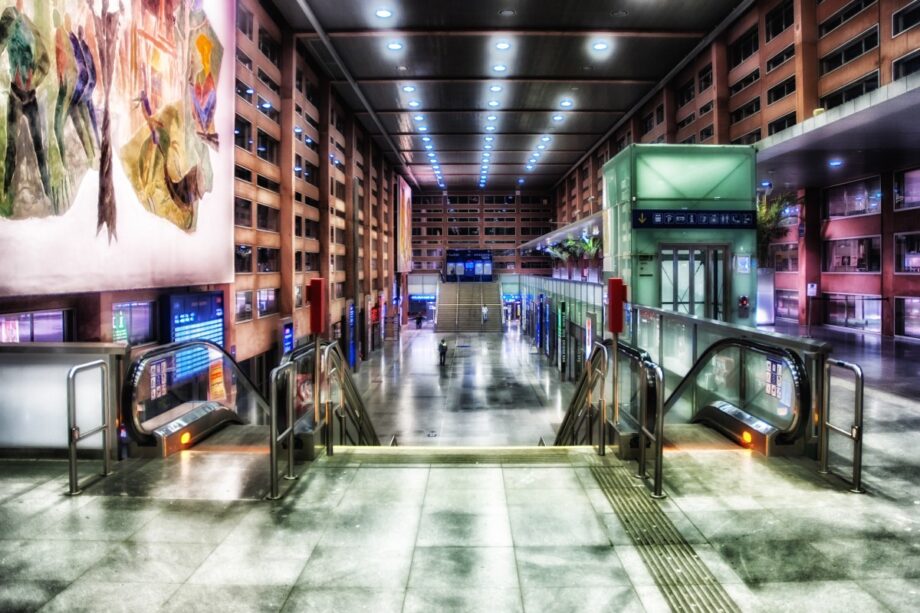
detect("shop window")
(766, 45), (794, 72)
(769, 243), (799, 272)
(893, 49), (920, 81)
(895, 233), (920, 272)
(257, 204), (280, 232)
(235, 244), (253, 273)
(819, 0), (877, 37)
(0, 309), (69, 342)
(257, 247), (280, 273)
(112, 302), (156, 345)
(895, 168), (920, 210)
(895, 297), (920, 338)
(729, 26), (759, 69)
(824, 293), (881, 332)
(894, 1), (920, 36)
(234, 197), (252, 227)
(257, 289), (280, 317)
(823, 237), (881, 273)
(820, 27), (878, 75)
(235, 291), (253, 322)
(820, 72), (878, 110)
(698, 65), (712, 92)
(825, 177), (881, 217)
(775, 290), (799, 320)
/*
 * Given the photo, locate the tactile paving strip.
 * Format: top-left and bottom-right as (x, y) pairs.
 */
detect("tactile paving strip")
(591, 465), (741, 613)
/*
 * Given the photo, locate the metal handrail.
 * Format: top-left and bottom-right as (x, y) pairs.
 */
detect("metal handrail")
(554, 340), (611, 447)
(637, 361), (666, 499)
(820, 359), (865, 494)
(66, 360), (112, 496)
(592, 341), (610, 456)
(267, 361), (298, 500)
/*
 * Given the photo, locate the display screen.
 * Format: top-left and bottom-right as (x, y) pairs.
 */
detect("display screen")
(161, 292), (225, 380)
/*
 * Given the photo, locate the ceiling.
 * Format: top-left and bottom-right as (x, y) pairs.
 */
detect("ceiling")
(271, 0), (745, 191)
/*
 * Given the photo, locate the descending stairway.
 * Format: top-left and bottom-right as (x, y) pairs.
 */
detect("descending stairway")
(435, 281), (503, 333)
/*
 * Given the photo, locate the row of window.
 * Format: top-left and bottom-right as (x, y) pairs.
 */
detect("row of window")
(825, 170), (920, 217)
(771, 232), (920, 274)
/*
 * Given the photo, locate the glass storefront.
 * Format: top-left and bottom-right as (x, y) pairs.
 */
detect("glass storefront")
(895, 297), (920, 339)
(775, 290), (799, 320)
(824, 293), (882, 333)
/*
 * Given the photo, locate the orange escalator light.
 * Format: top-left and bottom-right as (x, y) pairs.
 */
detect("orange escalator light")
(741, 431), (752, 445)
(180, 431), (191, 446)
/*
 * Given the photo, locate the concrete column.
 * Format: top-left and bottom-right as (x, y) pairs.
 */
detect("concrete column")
(376, 156), (387, 292)
(880, 171), (895, 336)
(317, 80), (332, 335)
(279, 31), (296, 316)
(711, 40), (731, 143)
(344, 119), (359, 304)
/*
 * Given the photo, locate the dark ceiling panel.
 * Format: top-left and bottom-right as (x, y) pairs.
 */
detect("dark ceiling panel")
(365, 110), (622, 136)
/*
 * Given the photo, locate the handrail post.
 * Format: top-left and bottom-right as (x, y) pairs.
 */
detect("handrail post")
(651, 363), (666, 499)
(852, 363), (864, 493)
(268, 361), (298, 500)
(596, 341), (610, 457)
(284, 363), (296, 482)
(819, 360), (830, 475)
(820, 359), (865, 494)
(636, 362), (649, 480)
(66, 360), (111, 496)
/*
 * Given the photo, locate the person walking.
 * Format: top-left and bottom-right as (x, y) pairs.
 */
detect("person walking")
(415, 314), (423, 329)
(481, 305), (489, 324)
(438, 339), (448, 365)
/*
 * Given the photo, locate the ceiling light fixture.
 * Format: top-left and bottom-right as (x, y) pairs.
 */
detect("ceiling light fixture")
(485, 136), (494, 142)
(498, 8), (516, 16)
(386, 41), (403, 51)
(413, 114), (425, 121)
(490, 85), (503, 93)
(492, 64), (507, 72)
(592, 41), (609, 51)
(419, 126), (428, 132)
(496, 41), (511, 50)
(559, 98), (574, 108)
(828, 159), (844, 168)
(541, 136), (551, 142)
(537, 144), (546, 150)
(610, 9), (629, 17)
(526, 164), (534, 171)
(375, 8), (393, 18)
(552, 114), (564, 121)
(408, 100), (420, 108)
(486, 115), (497, 121)
(402, 85), (416, 93)
(397, 65), (408, 71)
(484, 144), (493, 150)
(421, 136), (431, 142)
(488, 100), (499, 108)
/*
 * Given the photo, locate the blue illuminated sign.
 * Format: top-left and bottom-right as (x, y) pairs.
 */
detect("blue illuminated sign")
(410, 294), (437, 301)
(502, 294), (521, 302)
(347, 303), (356, 368)
(162, 292), (225, 381)
(282, 322), (295, 354)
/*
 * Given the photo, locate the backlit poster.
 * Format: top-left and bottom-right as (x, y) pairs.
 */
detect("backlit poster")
(396, 175), (412, 272)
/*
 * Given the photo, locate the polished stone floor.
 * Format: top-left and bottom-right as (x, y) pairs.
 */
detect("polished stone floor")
(1, 324), (919, 612)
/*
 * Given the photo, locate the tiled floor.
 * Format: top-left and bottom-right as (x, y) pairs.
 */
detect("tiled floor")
(1, 325), (919, 612)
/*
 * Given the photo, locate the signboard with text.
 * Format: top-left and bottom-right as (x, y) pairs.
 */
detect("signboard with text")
(632, 209), (755, 229)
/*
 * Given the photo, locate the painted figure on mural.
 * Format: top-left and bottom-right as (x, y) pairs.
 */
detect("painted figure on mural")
(0, 0), (52, 216)
(53, 12), (99, 170)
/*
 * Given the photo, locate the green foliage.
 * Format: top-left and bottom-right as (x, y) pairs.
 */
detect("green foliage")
(562, 237), (585, 258)
(757, 193), (798, 264)
(544, 244), (570, 261)
(580, 235), (601, 258)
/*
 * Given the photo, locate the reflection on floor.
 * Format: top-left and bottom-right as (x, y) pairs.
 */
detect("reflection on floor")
(351, 324), (574, 446)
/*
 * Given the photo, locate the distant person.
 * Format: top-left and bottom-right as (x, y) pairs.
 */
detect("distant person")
(415, 314), (423, 329)
(438, 339), (448, 365)
(481, 305), (489, 324)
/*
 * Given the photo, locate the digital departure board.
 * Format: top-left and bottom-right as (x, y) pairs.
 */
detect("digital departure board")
(160, 292), (225, 380)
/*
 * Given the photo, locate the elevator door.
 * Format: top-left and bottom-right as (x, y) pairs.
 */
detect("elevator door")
(659, 245), (729, 321)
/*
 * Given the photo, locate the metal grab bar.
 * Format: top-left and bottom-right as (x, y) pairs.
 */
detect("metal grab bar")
(637, 361), (666, 499)
(820, 359), (865, 494)
(591, 341), (610, 456)
(66, 360), (112, 496)
(268, 362), (298, 500)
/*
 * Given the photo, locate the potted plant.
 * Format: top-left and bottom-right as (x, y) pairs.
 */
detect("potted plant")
(756, 192), (798, 325)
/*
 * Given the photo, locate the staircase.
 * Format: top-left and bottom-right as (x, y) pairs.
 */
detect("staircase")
(435, 281), (503, 333)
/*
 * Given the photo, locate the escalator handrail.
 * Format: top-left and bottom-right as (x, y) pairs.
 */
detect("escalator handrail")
(662, 337), (810, 440)
(554, 339), (612, 446)
(321, 341), (381, 446)
(121, 339), (271, 446)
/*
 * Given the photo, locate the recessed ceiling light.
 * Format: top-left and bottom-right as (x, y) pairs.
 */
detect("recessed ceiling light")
(425, 145), (433, 150)
(397, 65), (408, 71)
(483, 152), (491, 157)
(387, 41), (403, 51)
(492, 64), (507, 72)
(427, 152), (436, 157)
(375, 8), (393, 18)
(517, 178), (525, 184)
(402, 85), (416, 93)
(533, 152), (541, 158)
(484, 144), (493, 149)
(592, 41), (609, 51)
(537, 144), (546, 150)
(489, 85), (503, 93)
(498, 9), (515, 16)
(485, 136), (494, 142)
(560, 98), (574, 108)
(828, 159), (844, 167)
(526, 164), (534, 170)
(485, 125), (496, 131)
(610, 9), (629, 17)
(408, 100), (421, 108)
(496, 42), (511, 50)
(414, 114), (425, 121)
(421, 136), (431, 142)
(552, 114), (564, 121)
(419, 126), (428, 131)
(488, 100), (499, 107)
(294, 127), (303, 134)
(486, 115), (497, 121)
(541, 136), (551, 142)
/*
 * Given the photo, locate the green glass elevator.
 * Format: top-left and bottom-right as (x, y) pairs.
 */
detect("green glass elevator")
(602, 145), (758, 326)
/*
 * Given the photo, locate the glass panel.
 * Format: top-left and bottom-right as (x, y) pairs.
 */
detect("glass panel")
(896, 297), (920, 338)
(692, 248), (705, 317)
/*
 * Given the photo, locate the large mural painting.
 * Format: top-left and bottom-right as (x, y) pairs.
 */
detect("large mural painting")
(0, 0), (233, 295)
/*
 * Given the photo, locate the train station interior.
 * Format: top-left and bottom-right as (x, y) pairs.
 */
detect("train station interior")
(1, 0), (919, 611)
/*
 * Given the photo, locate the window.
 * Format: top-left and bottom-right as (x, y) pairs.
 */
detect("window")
(303, 162), (318, 187)
(819, 0), (877, 37)
(257, 175), (280, 192)
(820, 27), (878, 75)
(112, 302), (156, 345)
(237, 7), (253, 38)
(677, 113), (696, 130)
(257, 247), (280, 273)
(768, 112), (796, 135)
(334, 283), (345, 300)
(257, 289), (280, 317)
(304, 252), (319, 271)
(234, 165), (252, 183)
(895, 233), (920, 272)
(295, 285), (304, 309)
(677, 80), (695, 107)
(699, 124), (714, 141)
(729, 26), (759, 69)
(640, 113), (655, 135)
(334, 227), (346, 244)
(257, 69), (280, 95)
(258, 29), (280, 66)
(235, 291), (253, 322)
(234, 116), (252, 150)
(655, 105), (664, 124)
(334, 181), (346, 201)
(730, 97), (761, 124)
(820, 72), (878, 110)
(256, 131), (279, 164)
(235, 244), (253, 273)
(825, 177), (881, 217)
(824, 294), (881, 332)
(304, 219), (320, 238)
(767, 76), (796, 104)
(294, 216), (303, 237)
(894, 49), (920, 80)
(729, 69), (760, 95)
(234, 197), (252, 227)
(765, 0), (794, 41)
(731, 129), (761, 144)
(698, 65), (712, 92)
(775, 290), (799, 320)
(823, 237), (881, 272)
(236, 50), (252, 71)
(766, 45), (795, 72)
(257, 204), (280, 232)
(295, 251), (302, 271)
(895, 297), (920, 338)
(769, 243), (799, 271)
(334, 255), (346, 271)
(257, 97), (280, 123)
(235, 79), (253, 104)
(699, 101), (713, 115)
(303, 134), (319, 153)
(0, 310), (69, 342)
(894, 1), (920, 36)
(484, 227), (515, 236)
(680, 135), (697, 144)
(895, 168), (920, 210)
